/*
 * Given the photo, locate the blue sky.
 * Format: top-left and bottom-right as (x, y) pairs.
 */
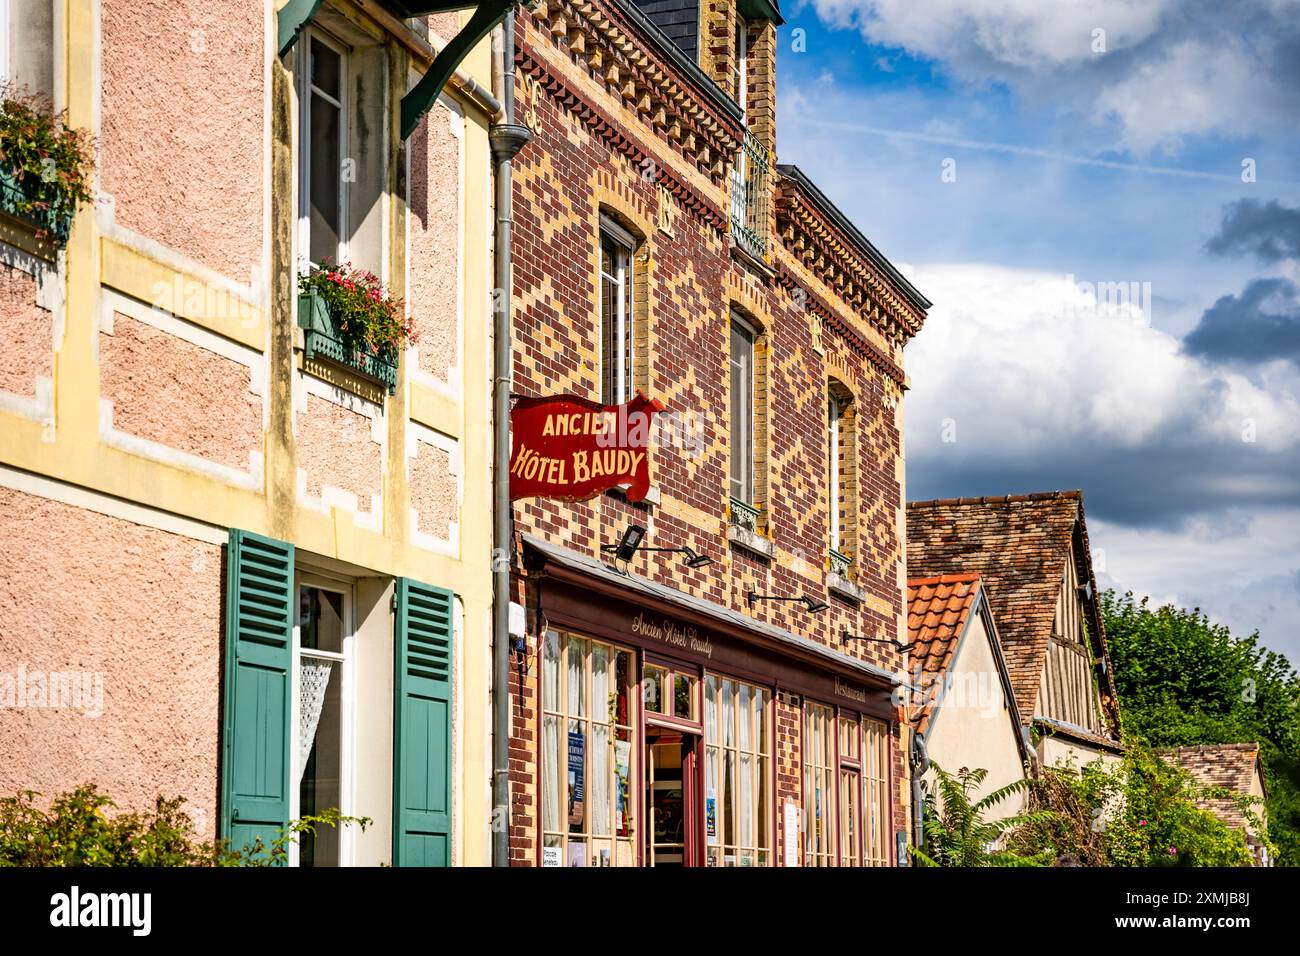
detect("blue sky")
(771, 0), (1300, 660)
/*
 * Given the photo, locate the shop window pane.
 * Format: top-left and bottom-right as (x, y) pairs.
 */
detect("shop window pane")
(839, 715), (859, 760)
(568, 640), (587, 718)
(590, 838), (612, 868)
(543, 631), (560, 707)
(543, 714), (561, 833)
(739, 683), (752, 751)
(592, 645), (609, 723)
(644, 664), (667, 715)
(757, 755), (769, 850)
(757, 688), (769, 754)
(722, 680), (735, 747)
(592, 723), (611, 836)
(704, 677), (717, 739)
(674, 673), (696, 721)
(614, 650), (632, 728)
(740, 751), (753, 848)
(567, 718), (585, 835)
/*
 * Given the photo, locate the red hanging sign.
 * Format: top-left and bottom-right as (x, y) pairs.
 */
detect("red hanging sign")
(509, 392), (665, 502)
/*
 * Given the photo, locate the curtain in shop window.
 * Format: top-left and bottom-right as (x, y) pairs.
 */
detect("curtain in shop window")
(543, 632), (561, 833)
(591, 646), (611, 836)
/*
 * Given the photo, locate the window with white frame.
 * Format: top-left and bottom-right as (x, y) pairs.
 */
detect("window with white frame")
(0, 1), (54, 97)
(703, 675), (771, 866)
(299, 29), (348, 269)
(729, 312), (756, 505)
(734, 15), (748, 110)
(828, 393), (843, 552)
(541, 630), (638, 867)
(293, 575), (354, 867)
(599, 219), (636, 405)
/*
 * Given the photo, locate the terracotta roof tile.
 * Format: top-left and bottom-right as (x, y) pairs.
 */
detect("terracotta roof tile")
(906, 573), (981, 734)
(906, 491), (1119, 734)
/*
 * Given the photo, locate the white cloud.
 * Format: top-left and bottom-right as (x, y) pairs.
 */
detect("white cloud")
(904, 263), (1300, 456)
(805, 0), (1299, 156)
(810, 0), (1168, 71)
(1094, 40), (1263, 154)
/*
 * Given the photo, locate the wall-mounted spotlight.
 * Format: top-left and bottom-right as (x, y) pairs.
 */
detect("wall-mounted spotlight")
(842, 629), (914, 652)
(601, 524), (714, 570)
(747, 591), (829, 614)
(1075, 581), (1094, 601)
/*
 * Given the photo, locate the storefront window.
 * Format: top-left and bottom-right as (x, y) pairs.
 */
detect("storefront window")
(542, 630), (636, 867)
(704, 676), (770, 866)
(863, 717), (891, 866)
(803, 701), (836, 866)
(644, 663), (667, 715)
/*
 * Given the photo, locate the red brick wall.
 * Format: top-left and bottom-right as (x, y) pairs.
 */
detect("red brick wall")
(507, 1), (914, 866)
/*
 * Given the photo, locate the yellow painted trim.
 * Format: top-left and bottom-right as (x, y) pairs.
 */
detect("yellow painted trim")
(409, 380), (462, 436)
(100, 236), (267, 351)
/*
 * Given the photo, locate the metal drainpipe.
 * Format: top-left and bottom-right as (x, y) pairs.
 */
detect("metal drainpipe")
(911, 731), (929, 853)
(489, 10), (531, 868)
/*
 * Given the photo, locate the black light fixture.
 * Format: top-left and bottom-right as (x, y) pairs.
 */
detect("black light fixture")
(1076, 581), (1094, 601)
(607, 524), (646, 563)
(747, 591), (829, 614)
(600, 524), (714, 569)
(842, 629), (914, 652)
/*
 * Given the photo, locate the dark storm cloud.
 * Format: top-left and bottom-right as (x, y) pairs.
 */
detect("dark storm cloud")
(1183, 278), (1300, 367)
(1206, 200), (1300, 263)
(907, 396), (1300, 531)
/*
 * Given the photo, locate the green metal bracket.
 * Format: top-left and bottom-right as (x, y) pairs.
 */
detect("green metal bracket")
(400, 0), (516, 139)
(277, 0), (324, 57)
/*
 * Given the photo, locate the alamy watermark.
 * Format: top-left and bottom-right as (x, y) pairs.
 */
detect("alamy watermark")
(0, 664), (104, 718)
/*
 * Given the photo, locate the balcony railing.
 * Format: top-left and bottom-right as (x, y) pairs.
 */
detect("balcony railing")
(729, 128), (770, 260)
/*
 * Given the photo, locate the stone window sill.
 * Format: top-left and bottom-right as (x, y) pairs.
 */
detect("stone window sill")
(827, 570), (865, 604)
(728, 521), (775, 560)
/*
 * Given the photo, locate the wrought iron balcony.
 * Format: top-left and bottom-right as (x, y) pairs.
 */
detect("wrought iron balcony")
(729, 128), (770, 260)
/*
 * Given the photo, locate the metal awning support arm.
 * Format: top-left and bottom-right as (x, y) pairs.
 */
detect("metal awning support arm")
(400, 0), (517, 139)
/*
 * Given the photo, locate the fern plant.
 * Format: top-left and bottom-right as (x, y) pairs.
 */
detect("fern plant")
(911, 763), (1057, 867)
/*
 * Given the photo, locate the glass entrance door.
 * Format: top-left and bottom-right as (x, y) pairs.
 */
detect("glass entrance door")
(646, 732), (699, 866)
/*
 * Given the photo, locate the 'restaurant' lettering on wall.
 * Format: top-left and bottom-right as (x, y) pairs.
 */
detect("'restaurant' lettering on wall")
(834, 677), (867, 703)
(632, 612), (714, 659)
(510, 393), (664, 502)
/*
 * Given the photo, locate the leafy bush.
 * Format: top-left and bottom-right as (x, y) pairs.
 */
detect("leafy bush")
(0, 82), (94, 243)
(912, 763), (1057, 867)
(0, 784), (368, 867)
(1104, 589), (1300, 864)
(1008, 747), (1260, 866)
(299, 261), (411, 359)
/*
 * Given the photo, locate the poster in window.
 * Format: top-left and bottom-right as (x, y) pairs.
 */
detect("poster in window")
(543, 845), (562, 868)
(706, 789), (717, 843)
(567, 841), (587, 867)
(568, 732), (585, 828)
(614, 740), (631, 833)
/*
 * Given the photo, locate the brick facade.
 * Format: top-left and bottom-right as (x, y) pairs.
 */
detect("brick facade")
(507, 0), (928, 866)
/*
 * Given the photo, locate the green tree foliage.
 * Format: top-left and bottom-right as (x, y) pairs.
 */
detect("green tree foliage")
(911, 763), (1057, 867)
(0, 785), (368, 867)
(1103, 590), (1300, 865)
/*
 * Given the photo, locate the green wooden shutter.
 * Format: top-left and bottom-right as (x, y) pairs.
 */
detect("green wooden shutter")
(221, 529), (294, 859)
(393, 578), (454, 866)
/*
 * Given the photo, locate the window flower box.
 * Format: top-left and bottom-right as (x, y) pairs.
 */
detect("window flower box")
(0, 84), (94, 249)
(298, 290), (398, 394)
(0, 166), (74, 245)
(297, 263), (410, 396)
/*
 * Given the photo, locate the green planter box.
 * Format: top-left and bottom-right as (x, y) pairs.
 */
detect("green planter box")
(0, 165), (75, 245)
(297, 290), (398, 395)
